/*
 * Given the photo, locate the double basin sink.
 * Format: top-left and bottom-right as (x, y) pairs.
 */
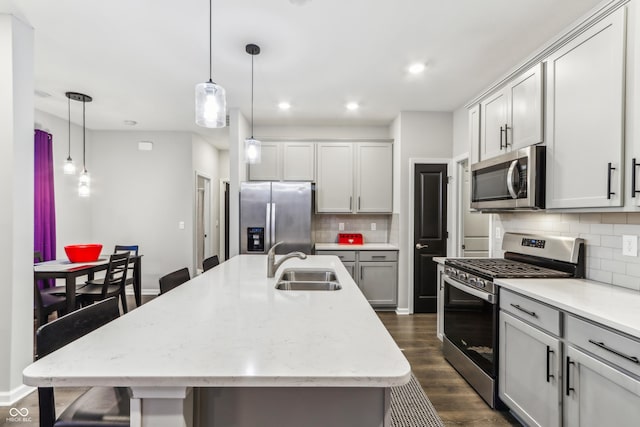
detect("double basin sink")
(275, 269), (341, 291)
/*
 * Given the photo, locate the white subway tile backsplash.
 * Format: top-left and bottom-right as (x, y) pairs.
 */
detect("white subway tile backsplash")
(495, 212), (640, 293)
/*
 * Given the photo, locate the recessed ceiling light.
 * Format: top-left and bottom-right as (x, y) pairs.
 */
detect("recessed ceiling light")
(278, 102), (291, 110)
(346, 102), (359, 111)
(35, 89), (52, 98)
(123, 120), (138, 126)
(408, 63), (426, 74)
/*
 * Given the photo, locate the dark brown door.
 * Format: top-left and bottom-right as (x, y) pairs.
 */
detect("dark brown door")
(414, 163), (447, 313)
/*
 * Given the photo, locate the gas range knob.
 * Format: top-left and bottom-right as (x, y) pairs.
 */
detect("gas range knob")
(444, 267), (454, 276)
(476, 279), (486, 288)
(457, 272), (468, 281)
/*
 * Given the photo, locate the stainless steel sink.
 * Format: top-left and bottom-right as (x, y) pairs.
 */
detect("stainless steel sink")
(279, 269), (338, 282)
(275, 280), (342, 291)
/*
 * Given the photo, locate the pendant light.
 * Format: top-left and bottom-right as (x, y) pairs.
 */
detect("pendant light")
(244, 43), (261, 164)
(66, 92), (92, 197)
(63, 94), (76, 175)
(195, 0), (226, 128)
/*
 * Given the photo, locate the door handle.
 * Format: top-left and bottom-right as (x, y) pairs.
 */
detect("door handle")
(415, 243), (428, 249)
(506, 160), (519, 199)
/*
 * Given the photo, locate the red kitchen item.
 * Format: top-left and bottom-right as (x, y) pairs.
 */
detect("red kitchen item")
(338, 233), (363, 245)
(64, 244), (103, 263)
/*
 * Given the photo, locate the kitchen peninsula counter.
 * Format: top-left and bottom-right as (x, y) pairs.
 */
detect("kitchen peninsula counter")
(24, 255), (410, 427)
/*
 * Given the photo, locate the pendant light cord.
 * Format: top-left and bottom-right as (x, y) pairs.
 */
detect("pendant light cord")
(67, 96), (71, 159)
(82, 99), (86, 172)
(251, 53), (254, 137)
(209, 0), (212, 82)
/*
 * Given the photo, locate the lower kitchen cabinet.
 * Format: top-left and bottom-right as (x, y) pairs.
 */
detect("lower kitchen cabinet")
(316, 249), (397, 308)
(499, 311), (561, 427)
(358, 261), (398, 306)
(499, 288), (640, 426)
(564, 345), (640, 427)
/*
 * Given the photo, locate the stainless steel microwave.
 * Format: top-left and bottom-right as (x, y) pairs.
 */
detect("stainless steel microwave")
(470, 145), (545, 210)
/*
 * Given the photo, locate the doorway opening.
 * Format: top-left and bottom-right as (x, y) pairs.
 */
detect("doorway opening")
(195, 173), (212, 274)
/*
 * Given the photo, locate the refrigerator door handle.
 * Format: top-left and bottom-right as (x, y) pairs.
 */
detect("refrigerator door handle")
(271, 203), (276, 247)
(266, 203), (272, 251)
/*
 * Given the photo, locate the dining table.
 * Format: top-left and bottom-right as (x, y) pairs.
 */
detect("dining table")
(34, 255), (143, 312)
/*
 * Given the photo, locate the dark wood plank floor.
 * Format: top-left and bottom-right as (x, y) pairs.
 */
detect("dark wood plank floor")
(378, 312), (520, 426)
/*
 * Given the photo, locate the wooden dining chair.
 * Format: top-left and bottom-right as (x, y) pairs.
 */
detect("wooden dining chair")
(159, 267), (190, 294)
(33, 251), (68, 326)
(202, 255), (220, 272)
(76, 252), (130, 314)
(36, 297), (130, 427)
(114, 244), (139, 306)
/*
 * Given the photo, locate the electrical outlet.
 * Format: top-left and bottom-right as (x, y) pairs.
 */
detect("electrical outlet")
(495, 227), (501, 239)
(178, 221), (185, 230)
(622, 235), (638, 257)
(371, 222), (377, 231)
(338, 223), (345, 231)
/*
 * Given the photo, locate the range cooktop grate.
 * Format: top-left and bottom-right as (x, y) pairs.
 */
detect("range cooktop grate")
(446, 258), (573, 279)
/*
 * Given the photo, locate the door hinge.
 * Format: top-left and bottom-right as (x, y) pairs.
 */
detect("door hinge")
(447, 176), (453, 184)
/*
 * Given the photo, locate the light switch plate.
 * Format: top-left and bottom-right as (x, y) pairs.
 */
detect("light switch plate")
(371, 223), (376, 231)
(179, 221), (185, 230)
(495, 227), (502, 239)
(622, 235), (638, 256)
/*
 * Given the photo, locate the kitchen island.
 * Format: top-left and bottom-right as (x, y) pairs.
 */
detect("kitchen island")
(23, 255), (411, 427)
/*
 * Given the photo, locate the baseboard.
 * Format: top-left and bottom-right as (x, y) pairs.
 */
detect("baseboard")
(395, 308), (410, 315)
(0, 384), (35, 407)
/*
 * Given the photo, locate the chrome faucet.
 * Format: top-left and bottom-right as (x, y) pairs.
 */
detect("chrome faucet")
(267, 242), (307, 278)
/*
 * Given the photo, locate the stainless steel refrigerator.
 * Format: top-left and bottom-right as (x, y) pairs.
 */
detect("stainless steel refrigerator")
(240, 182), (313, 255)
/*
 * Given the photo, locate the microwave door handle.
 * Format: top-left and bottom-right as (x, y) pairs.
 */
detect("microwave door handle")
(507, 160), (519, 199)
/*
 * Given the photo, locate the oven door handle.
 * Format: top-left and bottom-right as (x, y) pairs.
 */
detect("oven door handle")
(444, 276), (496, 305)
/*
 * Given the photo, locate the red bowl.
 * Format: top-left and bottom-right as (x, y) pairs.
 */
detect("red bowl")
(64, 244), (103, 263)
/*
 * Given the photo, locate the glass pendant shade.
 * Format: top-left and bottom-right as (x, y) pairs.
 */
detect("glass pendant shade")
(78, 169), (90, 197)
(63, 157), (76, 175)
(195, 81), (226, 128)
(245, 138), (261, 164)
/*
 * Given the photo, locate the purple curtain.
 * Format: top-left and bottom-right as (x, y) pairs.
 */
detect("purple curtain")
(34, 130), (56, 288)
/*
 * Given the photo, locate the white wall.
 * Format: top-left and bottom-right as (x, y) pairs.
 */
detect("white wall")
(192, 134), (221, 262)
(452, 106), (469, 158)
(394, 111), (453, 314)
(218, 150), (230, 181)
(0, 14), (34, 405)
(90, 131), (194, 291)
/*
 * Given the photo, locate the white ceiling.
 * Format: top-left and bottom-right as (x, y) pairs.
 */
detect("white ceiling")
(7, 0), (602, 148)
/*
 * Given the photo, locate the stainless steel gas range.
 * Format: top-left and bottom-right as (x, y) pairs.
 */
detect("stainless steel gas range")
(442, 232), (585, 408)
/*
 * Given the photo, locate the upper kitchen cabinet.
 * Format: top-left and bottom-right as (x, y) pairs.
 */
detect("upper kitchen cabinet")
(317, 142), (393, 213)
(479, 63), (544, 162)
(545, 7), (626, 209)
(356, 143), (393, 213)
(249, 141), (315, 181)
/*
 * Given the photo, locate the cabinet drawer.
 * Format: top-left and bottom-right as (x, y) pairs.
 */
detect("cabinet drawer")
(500, 289), (561, 336)
(566, 315), (640, 378)
(358, 251), (398, 262)
(315, 250), (356, 262)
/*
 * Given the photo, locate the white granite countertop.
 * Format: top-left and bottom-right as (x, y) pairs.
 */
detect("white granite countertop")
(496, 278), (640, 338)
(24, 255), (410, 388)
(315, 243), (399, 251)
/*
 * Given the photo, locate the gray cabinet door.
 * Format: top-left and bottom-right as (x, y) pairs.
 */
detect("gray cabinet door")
(356, 143), (393, 213)
(565, 345), (640, 427)
(358, 262), (397, 307)
(499, 311), (561, 427)
(316, 143), (354, 213)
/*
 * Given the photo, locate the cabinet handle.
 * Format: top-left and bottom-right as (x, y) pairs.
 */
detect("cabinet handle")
(499, 126), (505, 149)
(360, 268), (364, 280)
(349, 196), (352, 210)
(503, 123), (510, 147)
(546, 346), (554, 383)
(510, 303), (537, 318)
(607, 162), (616, 199)
(565, 356), (575, 396)
(358, 196), (361, 210)
(588, 339), (640, 364)
(633, 158), (640, 198)
(371, 255), (386, 259)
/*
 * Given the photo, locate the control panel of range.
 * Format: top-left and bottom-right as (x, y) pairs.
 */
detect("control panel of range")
(443, 266), (496, 294)
(521, 238), (546, 249)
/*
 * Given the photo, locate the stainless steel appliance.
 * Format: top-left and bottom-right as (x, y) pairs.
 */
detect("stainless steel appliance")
(442, 232), (585, 408)
(471, 145), (545, 211)
(240, 182), (313, 255)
